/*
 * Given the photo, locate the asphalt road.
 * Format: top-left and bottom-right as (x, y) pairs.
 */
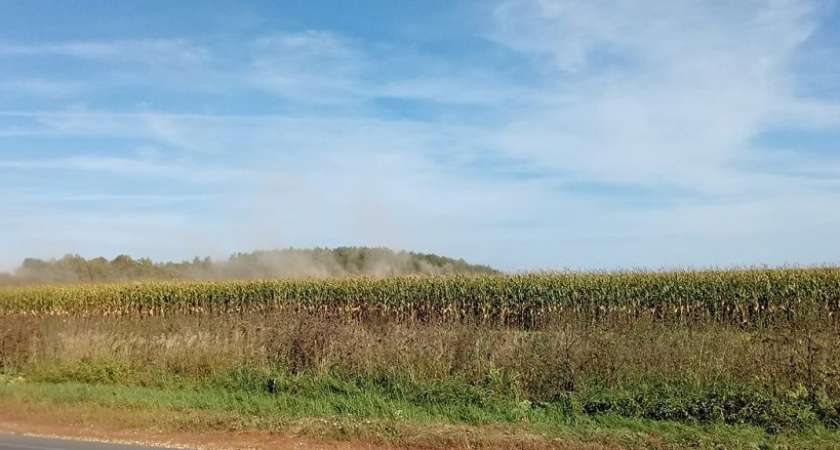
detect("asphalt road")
(0, 434), (186, 450)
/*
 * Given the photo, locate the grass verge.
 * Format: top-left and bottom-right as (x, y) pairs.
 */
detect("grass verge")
(2, 373), (839, 449)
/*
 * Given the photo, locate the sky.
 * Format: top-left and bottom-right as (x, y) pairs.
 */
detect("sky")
(1, 0), (839, 272)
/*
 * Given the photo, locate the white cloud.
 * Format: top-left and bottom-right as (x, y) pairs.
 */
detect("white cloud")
(377, 75), (530, 106)
(0, 142), (249, 186)
(0, 79), (85, 98)
(0, 39), (210, 67)
(247, 31), (367, 103)
(484, 0), (837, 193)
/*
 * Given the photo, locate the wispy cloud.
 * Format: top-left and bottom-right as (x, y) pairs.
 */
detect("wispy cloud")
(247, 31), (367, 103)
(0, 154), (249, 186)
(377, 75), (530, 106)
(0, 39), (210, 67)
(0, 78), (85, 98)
(0, 1), (838, 271)
(484, 0), (838, 192)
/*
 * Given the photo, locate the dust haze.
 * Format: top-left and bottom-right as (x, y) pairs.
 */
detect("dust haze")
(0, 247), (498, 285)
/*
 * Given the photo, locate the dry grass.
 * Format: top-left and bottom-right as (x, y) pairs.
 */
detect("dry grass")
(3, 313), (837, 399)
(0, 315), (37, 370)
(4, 312), (840, 448)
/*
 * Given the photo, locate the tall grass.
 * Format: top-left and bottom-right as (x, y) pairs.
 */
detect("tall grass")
(2, 312), (840, 432)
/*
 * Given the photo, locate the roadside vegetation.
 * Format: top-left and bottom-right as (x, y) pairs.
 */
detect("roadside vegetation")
(2, 265), (840, 448)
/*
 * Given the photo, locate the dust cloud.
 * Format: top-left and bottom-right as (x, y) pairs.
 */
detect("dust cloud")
(0, 247), (498, 285)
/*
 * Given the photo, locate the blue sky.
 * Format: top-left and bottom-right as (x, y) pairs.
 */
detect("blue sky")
(1, 0), (839, 272)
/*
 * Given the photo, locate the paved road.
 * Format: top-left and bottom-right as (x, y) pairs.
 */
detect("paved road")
(0, 434), (187, 450)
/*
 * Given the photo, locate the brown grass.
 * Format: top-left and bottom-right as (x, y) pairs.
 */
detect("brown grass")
(0, 315), (37, 370)
(4, 313), (839, 399)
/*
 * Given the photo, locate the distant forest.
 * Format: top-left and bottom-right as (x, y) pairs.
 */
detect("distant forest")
(0, 247), (499, 285)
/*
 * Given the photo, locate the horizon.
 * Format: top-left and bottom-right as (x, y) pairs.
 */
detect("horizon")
(2, 1), (839, 273)
(1, 246), (837, 277)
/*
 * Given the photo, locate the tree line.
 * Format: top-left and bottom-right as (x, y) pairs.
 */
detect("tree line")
(0, 247), (498, 285)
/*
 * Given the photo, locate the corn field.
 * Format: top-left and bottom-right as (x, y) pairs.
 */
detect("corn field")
(1, 268), (839, 328)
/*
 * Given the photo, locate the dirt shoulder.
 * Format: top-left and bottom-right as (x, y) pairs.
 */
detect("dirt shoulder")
(0, 400), (623, 450)
(0, 402), (390, 450)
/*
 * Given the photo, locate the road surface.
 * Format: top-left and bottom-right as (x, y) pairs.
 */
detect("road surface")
(0, 434), (186, 450)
